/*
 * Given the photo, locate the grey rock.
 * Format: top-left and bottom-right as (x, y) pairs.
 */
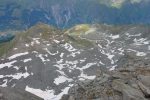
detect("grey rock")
(63, 66), (150, 100)
(92, 98), (101, 100)
(68, 96), (75, 100)
(117, 67), (135, 72)
(122, 90), (145, 100)
(0, 87), (43, 100)
(138, 81), (150, 98)
(138, 75), (150, 87)
(95, 74), (109, 84)
(60, 94), (69, 100)
(0, 93), (3, 97)
(112, 71), (123, 79)
(112, 80), (145, 100)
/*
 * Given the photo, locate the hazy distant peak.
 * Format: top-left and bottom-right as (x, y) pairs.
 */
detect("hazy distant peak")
(98, 0), (145, 8)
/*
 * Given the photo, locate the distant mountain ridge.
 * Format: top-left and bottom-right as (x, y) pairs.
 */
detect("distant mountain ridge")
(0, 0), (150, 30)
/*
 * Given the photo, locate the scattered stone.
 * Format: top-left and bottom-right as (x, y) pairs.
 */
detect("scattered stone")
(62, 63), (150, 100)
(112, 80), (145, 100)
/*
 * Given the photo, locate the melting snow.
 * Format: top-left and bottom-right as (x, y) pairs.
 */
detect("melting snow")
(62, 43), (77, 52)
(8, 52), (29, 60)
(53, 39), (60, 44)
(127, 49), (147, 56)
(26, 87), (55, 100)
(79, 71), (96, 81)
(37, 54), (47, 63)
(33, 38), (40, 44)
(125, 33), (141, 37)
(26, 85), (73, 100)
(136, 52), (147, 56)
(13, 66), (19, 70)
(25, 44), (30, 47)
(60, 53), (64, 58)
(44, 48), (59, 55)
(111, 34), (120, 39)
(101, 51), (115, 64)
(53, 63), (65, 70)
(13, 48), (18, 50)
(0, 60), (17, 69)
(0, 79), (8, 87)
(23, 58), (32, 63)
(133, 38), (149, 45)
(107, 54), (114, 59)
(46, 44), (51, 46)
(0, 72), (30, 80)
(54, 76), (72, 85)
(78, 62), (96, 70)
(109, 65), (117, 71)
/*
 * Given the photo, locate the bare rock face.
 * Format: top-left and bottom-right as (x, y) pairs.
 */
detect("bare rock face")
(0, 87), (43, 100)
(63, 57), (150, 100)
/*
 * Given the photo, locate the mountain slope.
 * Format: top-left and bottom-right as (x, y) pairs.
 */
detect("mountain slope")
(0, 23), (150, 99)
(62, 56), (150, 100)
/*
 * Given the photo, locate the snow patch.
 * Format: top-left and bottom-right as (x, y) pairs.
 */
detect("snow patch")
(110, 34), (120, 39)
(79, 72), (96, 81)
(0, 60), (17, 69)
(44, 48), (59, 56)
(23, 58), (32, 63)
(109, 65), (117, 71)
(136, 52), (147, 56)
(53, 39), (60, 44)
(133, 38), (149, 45)
(62, 43), (77, 52)
(0, 79), (8, 87)
(13, 48), (18, 50)
(78, 62), (96, 70)
(54, 76), (72, 85)
(26, 85), (73, 100)
(25, 44), (30, 47)
(125, 33), (141, 37)
(0, 72), (30, 80)
(37, 54), (47, 63)
(8, 52), (29, 60)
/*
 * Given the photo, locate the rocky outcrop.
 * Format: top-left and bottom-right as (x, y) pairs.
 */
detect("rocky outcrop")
(62, 57), (150, 100)
(0, 87), (43, 100)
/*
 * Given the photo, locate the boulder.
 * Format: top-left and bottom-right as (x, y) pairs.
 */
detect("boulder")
(138, 81), (150, 98)
(138, 75), (150, 87)
(112, 80), (146, 100)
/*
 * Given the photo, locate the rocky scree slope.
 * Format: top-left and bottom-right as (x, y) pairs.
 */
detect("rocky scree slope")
(61, 55), (150, 100)
(0, 23), (150, 99)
